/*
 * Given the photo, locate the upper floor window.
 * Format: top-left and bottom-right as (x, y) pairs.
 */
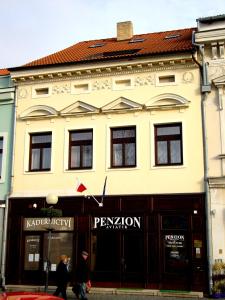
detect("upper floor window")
(29, 132), (52, 172)
(111, 126), (136, 168)
(155, 123), (183, 166)
(69, 130), (93, 169)
(0, 137), (3, 178)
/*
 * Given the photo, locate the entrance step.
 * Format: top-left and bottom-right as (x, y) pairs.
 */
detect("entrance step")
(5, 285), (204, 298)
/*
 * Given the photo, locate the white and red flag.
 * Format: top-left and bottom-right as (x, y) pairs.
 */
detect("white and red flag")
(76, 179), (87, 193)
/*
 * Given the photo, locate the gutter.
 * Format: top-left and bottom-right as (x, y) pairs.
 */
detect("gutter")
(192, 30), (213, 294)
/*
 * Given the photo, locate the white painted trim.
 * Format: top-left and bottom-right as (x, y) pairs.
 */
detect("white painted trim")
(155, 73), (177, 87)
(71, 80), (91, 94)
(112, 76), (134, 91)
(32, 84), (52, 98)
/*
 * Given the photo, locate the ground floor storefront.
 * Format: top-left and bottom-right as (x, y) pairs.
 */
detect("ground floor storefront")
(6, 194), (207, 292)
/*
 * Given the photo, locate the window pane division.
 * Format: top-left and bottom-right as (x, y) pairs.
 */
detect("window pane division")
(155, 123), (183, 166)
(111, 127), (136, 168)
(69, 130), (93, 169)
(29, 132), (52, 171)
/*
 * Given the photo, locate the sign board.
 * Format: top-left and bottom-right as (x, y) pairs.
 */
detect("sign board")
(24, 217), (74, 231)
(92, 216), (142, 230)
(165, 235), (185, 248)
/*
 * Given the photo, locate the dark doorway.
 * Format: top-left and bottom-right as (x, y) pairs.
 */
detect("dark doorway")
(160, 215), (191, 290)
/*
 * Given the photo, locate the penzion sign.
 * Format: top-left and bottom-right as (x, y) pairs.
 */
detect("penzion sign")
(93, 216), (142, 230)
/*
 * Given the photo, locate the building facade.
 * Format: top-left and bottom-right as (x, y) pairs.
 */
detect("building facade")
(0, 69), (15, 281)
(7, 22), (207, 292)
(195, 15), (225, 291)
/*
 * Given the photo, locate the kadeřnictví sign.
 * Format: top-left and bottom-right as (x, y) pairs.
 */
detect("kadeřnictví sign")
(24, 217), (74, 231)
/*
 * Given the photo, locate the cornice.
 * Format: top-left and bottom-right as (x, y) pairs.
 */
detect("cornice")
(208, 176), (225, 188)
(11, 56), (195, 86)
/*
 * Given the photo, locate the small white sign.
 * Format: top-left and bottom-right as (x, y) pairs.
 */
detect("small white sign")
(51, 264), (57, 271)
(34, 253), (40, 262)
(28, 254), (34, 262)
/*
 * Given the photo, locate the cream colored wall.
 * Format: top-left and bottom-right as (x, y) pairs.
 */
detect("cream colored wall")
(12, 64), (204, 197)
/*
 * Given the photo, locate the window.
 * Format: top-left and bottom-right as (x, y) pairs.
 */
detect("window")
(0, 137), (3, 178)
(89, 43), (105, 48)
(111, 126), (136, 168)
(69, 129), (93, 169)
(158, 75), (175, 83)
(35, 88), (49, 95)
(155, 123), (183, 166)
(29, 132), (52, 171)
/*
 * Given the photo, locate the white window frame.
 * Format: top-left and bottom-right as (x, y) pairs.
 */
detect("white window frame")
(112, 76), (134, 91)
(71, 81), (91, 95)
(0, 132), (8, 183)
(24, 128), (55, 174)
(63, 125), (96, 173)
(156, 73), (177, 87)
(32, 84), (52, 98)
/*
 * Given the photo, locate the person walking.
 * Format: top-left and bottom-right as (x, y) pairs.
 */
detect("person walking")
(53, 254), (70, 300)
(74, 251), (90, 300)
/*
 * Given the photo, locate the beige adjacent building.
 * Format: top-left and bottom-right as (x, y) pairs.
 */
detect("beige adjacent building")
(6, 22), (206, 293)
(195, 14), (225, 291)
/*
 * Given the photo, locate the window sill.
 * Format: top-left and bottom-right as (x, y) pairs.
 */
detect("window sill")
(24, 170), (53, 174)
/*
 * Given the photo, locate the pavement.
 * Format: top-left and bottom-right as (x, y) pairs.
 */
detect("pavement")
(6, 285), (210, 300)
(68, 294), (209, 300)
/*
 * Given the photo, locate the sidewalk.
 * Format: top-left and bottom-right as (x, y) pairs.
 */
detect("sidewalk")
(6, 286), (208, 300)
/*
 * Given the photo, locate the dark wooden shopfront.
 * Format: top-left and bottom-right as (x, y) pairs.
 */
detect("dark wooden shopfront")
(6, 194), (207, 292)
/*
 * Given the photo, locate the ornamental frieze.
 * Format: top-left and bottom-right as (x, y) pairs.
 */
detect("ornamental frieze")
(52, 84), (71, 94)
(134, 75), (155, 86)
(18, 87), (30, 98)
(92, 79), (111, 90)
(208, 63), (225, 80)
(182, 72), (194, 83)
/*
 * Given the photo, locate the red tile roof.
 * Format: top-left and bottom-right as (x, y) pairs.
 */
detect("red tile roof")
(0, 69), (10, 75)
(18, 27), (196, 69)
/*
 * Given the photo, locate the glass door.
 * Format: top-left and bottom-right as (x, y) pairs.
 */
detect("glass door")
(160, 215), (191, 290)
(91, 231), (120, 283)
(121, 232), (144, 287)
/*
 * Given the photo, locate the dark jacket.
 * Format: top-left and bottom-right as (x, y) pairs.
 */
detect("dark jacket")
(75, 257), (89, 283)
(55, 260), (70, 286)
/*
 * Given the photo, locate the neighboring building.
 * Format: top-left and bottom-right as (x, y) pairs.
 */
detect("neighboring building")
(7, 22), (206, 292)
(195, 14), (225, 291)
(0, 69), (15, 280)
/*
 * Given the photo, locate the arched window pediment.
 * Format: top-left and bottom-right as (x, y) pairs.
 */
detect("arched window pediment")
(145, 93), (190, 110)
(20, 105), (58, 119)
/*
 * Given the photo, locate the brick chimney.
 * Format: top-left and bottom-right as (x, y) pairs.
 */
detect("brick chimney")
(117, 21), (133, 41)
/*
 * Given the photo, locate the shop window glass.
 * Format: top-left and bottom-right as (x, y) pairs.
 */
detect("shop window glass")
(24, 235), (40, 270)
(162, 215), (188, 230)
(111, 126), (136, 168)
(69, 130), (93, 169)
(43, 232), (73, 271)
(29, 132), (52, 171)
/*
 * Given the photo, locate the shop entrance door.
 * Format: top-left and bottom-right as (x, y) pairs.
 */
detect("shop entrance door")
(91, 231), (144, 287)
(160, 215), (191, 290)
(121, 232), (144, 287)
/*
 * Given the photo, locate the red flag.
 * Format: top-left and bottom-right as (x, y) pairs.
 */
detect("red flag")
(77, 182), (87, 193)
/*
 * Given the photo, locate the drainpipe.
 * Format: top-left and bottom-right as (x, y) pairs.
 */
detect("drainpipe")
(192, 31), (213, 294)
(1, 82), (17, 288)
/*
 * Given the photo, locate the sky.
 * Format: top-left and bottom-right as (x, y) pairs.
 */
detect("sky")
(0, 0), (224, 69)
